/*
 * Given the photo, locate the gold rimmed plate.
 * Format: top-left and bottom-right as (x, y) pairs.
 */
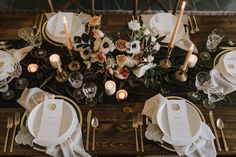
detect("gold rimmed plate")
(20, 95), (83, 152)
(156, 96), (205, 152)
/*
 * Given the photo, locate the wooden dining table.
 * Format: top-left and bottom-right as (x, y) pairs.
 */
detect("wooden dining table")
(0, 11), (236, 156)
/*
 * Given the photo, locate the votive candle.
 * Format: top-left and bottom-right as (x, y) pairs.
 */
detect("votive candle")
(188, 54), (198, 68)
(116, 89), (128, 100)
(63, 16), (73, 51)
(27, 64), (38, 73)
(105, 80), (116, 96)
(49, 54), (62, 73)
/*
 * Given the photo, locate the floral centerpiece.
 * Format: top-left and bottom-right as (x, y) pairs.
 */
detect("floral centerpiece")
(73, 15), (165, 88)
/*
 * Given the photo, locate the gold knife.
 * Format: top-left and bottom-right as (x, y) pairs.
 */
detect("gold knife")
(86, 110), (92, 151)
(209, 110), (222, 151)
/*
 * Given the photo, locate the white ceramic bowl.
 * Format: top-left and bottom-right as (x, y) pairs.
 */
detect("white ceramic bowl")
(27, 99), (78, 147)
(157, 99), (202, 146)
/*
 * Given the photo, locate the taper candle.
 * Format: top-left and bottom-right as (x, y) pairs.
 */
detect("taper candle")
(63, 16), (73, 51)
(182, 44), (194, 71)
(169, 1), (186, 49)
(49, 54), (62, 73)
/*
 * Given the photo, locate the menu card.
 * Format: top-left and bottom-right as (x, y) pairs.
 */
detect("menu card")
(224, 59), (236, 74)
(36, 99), (63, 140)
(166, 100), (191, 141)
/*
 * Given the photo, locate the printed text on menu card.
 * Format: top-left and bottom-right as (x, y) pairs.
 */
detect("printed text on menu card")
(167, 100), (192, 141)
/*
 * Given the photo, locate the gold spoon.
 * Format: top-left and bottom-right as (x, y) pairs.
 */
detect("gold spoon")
(216, 118), (229, 151)
(91, 117), (99, 151)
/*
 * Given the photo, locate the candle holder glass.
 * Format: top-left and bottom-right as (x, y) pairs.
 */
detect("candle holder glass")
(67, 50), (80, 71)
(82, 82), (97, 106)
(15, 78), (29, 90)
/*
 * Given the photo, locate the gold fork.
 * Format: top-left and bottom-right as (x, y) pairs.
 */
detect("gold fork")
(3, 117), (13, 152)
(137, 113), (144, 152)
(132, 117), (139, 152)
(188, 16), (195, 34)
(10, 112), (21, 152)
(192, 16), (200, 32)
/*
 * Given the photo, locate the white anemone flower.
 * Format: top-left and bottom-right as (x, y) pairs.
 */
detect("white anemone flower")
(99, 37), (115, 54)
(126, 40), (141, 54)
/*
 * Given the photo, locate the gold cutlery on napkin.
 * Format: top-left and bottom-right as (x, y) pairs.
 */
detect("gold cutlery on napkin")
(10, 112), (21, 152)
(91, 117), (99, 151)
(132, 117), (139, 152)
(3, 117), (13, 152)
(188, 17), (195, 34)
(217, 118), (229, 151)
(192, 16), (200, 32)
(86, 110), (92, 151)
(137, 113), (144, 152)
(209, 111), (222, 151)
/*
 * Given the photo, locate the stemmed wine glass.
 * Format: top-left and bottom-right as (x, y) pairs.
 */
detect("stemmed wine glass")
(202, 87), (225, 109)
(82, 82), (97, 106)
(188, 72), (211, 101)
(199, 29), (225, 61)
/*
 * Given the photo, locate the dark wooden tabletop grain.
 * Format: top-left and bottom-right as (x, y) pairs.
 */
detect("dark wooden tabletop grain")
(0, 12), (236, 156)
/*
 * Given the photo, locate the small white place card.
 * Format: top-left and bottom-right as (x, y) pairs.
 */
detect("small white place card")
(36, 99), (63, 140)
(166, 100), (192, 141)
(223, 59), (236, 74)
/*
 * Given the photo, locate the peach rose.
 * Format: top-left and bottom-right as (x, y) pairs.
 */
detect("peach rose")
(115, 39), (127, 52)
(116, 54), (128, 67)
(92, 29), (104, 38)
(89, 16), (101, 27)
(93, 51), (106, 63)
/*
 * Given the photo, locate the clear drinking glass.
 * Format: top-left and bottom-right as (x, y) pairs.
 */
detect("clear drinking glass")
(68, 71), (83, 88)
(2, 89), (15, 100)
(18, 27), (34, 42)
(82, 82), (97, 106)
(188, 72), (211, 101)
(73, 89), (85, 100)
(202, 87), (225, 109)
(0, 79), (9, 93)
(8, 62), (22, 78)
(15, 78), (29, 90)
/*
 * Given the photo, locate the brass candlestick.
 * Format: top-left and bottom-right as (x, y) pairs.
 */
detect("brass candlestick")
(159, 47), (173, 69)
(68, 50), (80, 71)
(175, 67), (188, 82)
(55, 69), (68, 83)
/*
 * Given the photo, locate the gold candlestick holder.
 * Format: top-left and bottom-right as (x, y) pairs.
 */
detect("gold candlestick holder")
(55, 69), (68, 83)
(175, 67), (188, 82)
(68, 50), (80, 71)
(159, 48), (173, 69)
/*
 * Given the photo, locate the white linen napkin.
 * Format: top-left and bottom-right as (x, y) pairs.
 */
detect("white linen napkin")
(141, 14), (198, 53)
(16, 87), (90, 157)
(142, 94), (216, 157)
(7, 46), (34, 62)
(206, 66), (236, 95)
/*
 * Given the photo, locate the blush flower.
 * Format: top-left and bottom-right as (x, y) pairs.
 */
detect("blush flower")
(92, 51), (106, 63)
(92, 29), (104, 39)
(115, 39), (127, 52)
(88, 15), (101, 27)
(116, 54), (128, 67)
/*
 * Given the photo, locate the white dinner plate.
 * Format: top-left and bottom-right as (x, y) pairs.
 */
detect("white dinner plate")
(149, 13), (185, 43)
(46, 13), (85, 44)
(157, 98), (202, 146)
(27, 99), (78, 147)
(0, 50), (14, 80)
(217, 51), (236, 84)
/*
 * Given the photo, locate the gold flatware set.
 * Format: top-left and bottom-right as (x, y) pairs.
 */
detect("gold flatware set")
(3, 112), (21, 153)
(133, 113), (144, 152)
(188, 15), (200, 34)
(209, 111), (229, 152)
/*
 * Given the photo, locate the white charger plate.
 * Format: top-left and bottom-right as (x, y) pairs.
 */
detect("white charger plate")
(217, 51), (236, 84)
(149, 13), (185, 43)
(0, 50), (14, 80)
(27, 98), (78, 147)
(157, 97), (202, 146)
(45, 13), (85, 44)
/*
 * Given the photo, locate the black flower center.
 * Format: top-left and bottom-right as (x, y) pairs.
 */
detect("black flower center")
(132, 43), (137, 48)
(84, 50), (89, 55)
(103, 42), (109, 48)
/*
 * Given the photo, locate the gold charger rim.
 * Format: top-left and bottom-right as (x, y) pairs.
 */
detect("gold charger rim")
(20, 95), (83, 152)
(157, 96), (205, 152)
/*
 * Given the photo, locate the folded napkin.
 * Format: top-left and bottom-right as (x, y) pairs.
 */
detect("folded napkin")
(141, 14), (198, 53)
(207, 66), (236, 95)
(142, 94), (217, 157)
(16, 87), (90, 157)
(0, 46), (33, 80)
